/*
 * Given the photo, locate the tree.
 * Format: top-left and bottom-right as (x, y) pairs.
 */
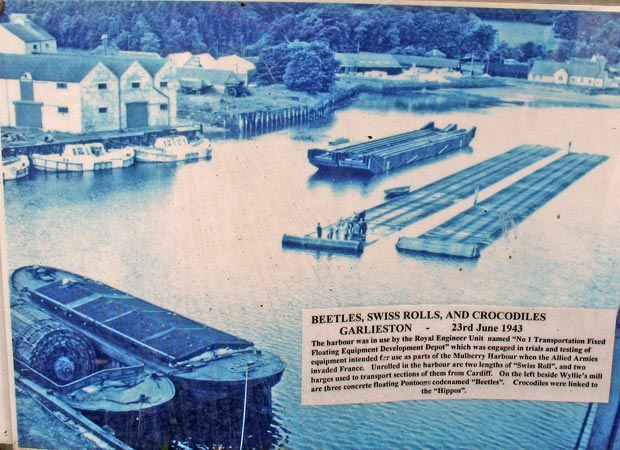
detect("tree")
(518, 41), (549, 61)
(255, 43), (293, 85)
(163, 19), (187, 54)
(185, 17), (208, 54)
(283, 49), (324, 93)
(140, 32), (161, 53)
(256, 41), (338, 93)
(489, 41), (524, 62)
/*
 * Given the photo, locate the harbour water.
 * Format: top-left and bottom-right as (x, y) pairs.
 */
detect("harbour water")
(3, 91), (620, 449)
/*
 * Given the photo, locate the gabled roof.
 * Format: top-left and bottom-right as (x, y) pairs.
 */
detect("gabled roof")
(566, 61), (606, 78)
(197, 53), (216, 68)
(393, 54), (459, 69)
(211, 54), (255, 73)
(168, 52), (193, 67)
(0, 22), (55, 43)
(425, 49), (446, 58)
(177, 66), (241, 85)
(530, 59), (608, 79)
(529, 60), (566, 77)
(0, 53), (101, 82)
(336, 52), (402, 69)
(0, 53), (167, 82)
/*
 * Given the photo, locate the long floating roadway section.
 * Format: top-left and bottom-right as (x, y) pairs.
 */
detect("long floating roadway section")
(282, 145), (558, 254)
(397, 152), (608, 259)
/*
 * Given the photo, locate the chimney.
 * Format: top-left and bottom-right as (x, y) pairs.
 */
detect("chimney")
(101, 34), (109, 55)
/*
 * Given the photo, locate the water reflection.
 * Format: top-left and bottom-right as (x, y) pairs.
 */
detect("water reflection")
(4, 96), (620, 450)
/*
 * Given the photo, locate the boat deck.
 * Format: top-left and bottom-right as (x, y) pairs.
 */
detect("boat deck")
(284, 145), (559, 254)
(16, 270), (251, 365)
(397, 152), (608, 258)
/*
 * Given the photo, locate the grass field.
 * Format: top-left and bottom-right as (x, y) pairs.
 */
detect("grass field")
(486, 20), (559, 50)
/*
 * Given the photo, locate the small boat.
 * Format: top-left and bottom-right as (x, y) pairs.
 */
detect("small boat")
(134, 135), (212, 163)
(384, 185), (411, 198)
(2, 155), (30, 180)
(11, 265), (285, 442)
(328, 137), (350, 146)
(11, 298), (175, 449)
(32, 142), (134, 172)
(308, 122), (476, 175)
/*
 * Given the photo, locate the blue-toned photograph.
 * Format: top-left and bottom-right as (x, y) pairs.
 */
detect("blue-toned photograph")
(0, 1), (618, 449)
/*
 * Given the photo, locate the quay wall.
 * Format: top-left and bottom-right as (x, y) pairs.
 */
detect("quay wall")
(217, 86), (359, 136)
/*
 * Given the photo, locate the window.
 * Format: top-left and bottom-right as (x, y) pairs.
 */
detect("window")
(160, 81), (168, 88)
(98, 107), (108, 113)
(98, 83), (107, 90)
(131, 82), (140, 89)
(160, 104), (168, 111)
(33, 44), (38, 50)
(56, 83), (67, 89)
(45, 43), (49, 48)
(58, 107), (69, 114)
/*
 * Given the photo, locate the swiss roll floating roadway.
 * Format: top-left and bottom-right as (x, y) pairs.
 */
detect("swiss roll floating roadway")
(397, 152), (608, 258)
(284, 145), (559, 254)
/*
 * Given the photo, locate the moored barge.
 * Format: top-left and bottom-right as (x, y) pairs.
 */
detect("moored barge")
(308, 122), (476, 174)
(11, 265), (286, 444)
(11, 298), (176, 449)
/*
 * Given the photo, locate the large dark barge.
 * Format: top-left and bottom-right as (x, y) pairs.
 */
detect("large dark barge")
(307, 122), (476, 174)
(11, 265), (286, 446)
(11, 297), (176, 449)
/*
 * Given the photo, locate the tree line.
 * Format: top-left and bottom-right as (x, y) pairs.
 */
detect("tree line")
(3, 2), (620, 92)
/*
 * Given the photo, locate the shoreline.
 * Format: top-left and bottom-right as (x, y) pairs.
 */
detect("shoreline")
(3, 77), (620, 152)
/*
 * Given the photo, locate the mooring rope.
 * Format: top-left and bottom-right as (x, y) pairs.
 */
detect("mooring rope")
(573, 402), (593, 450)
(239, 365), (250, 450)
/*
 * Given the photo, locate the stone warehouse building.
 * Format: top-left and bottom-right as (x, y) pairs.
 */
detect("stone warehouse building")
(0, 14), (58, 55)
(0, 53), (177, 133)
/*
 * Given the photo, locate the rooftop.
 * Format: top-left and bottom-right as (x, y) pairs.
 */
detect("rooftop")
(0, 53), (168, 82)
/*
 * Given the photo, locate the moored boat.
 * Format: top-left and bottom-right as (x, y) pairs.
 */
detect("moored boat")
(308, 122), (476, 175)
(2, 155), (30, 180)
(11, 265), (285, 444)
(32, 142), (134, 172)
(328, 137), (350, 146)
(134, 135), (212, 163)
(384, 185), (411, 198)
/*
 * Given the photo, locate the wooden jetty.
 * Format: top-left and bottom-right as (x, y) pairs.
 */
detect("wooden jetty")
(283, 145), (558, 254)
(397, 152), (608, 258)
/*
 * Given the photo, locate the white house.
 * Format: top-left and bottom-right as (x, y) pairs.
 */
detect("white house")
(172, 52), (255, 94)
(210, 54), (256, 85)
(0, 14), (57, 54)
(529, 57), (611, 88)
(0, 53), (177, 133)
(528, 61), (569, 85)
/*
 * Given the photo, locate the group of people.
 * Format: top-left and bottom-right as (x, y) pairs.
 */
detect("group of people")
(316, 211), (368, 242)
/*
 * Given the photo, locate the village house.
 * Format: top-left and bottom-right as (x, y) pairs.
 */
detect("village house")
(0, 53), (177, 133)
(528, 56), (612, 88)
(0, 14), (57, 55)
